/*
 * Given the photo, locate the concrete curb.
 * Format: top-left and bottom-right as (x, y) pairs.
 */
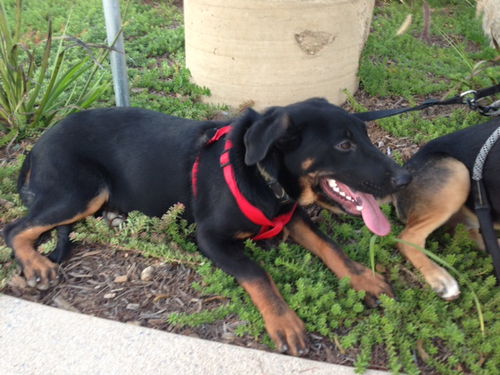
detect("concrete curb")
(0, 294), (388, 374)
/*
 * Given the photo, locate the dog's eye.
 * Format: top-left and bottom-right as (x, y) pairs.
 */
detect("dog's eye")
(336, 140), (353, 151)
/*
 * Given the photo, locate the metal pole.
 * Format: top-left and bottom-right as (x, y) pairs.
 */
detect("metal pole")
(102, 0), (130, 107)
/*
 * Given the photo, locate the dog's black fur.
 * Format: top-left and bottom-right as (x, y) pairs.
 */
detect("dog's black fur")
(393, 117), (500, 300)
(4, 98), (410, 355)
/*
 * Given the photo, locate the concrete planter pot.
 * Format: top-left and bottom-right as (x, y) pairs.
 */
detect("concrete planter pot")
(184, 0), (375, 109)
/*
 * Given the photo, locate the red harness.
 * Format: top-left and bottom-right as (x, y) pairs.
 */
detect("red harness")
(191, 125), (297, 240)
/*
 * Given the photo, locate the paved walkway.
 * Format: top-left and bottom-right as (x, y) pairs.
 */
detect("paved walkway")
(0, 294), (389, 374)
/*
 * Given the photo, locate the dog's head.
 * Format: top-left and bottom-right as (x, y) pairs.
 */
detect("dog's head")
(244, 98), (411, 236)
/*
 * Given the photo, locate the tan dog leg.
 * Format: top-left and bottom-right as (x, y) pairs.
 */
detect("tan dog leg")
(396, 158), (470, 300)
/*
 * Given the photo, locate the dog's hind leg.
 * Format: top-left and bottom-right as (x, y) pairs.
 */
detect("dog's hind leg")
(47, 225), (74, 263)
(4, 190), (108, 290)
(395, 157), (470, 300)
(448, 207), (500, 251)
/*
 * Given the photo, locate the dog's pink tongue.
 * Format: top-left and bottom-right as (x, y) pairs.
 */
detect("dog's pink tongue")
(357, 192), (391, 236)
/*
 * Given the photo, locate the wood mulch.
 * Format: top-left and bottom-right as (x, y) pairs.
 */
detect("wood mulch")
(4, 243), (386, 369)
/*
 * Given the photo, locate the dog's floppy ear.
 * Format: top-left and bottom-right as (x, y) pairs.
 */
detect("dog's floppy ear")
(244, 110), (293, 166)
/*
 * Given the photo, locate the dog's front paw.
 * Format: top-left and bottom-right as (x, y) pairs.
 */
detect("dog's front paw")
(264, 309), (309, 356)
(421, 264), (460, 300)
(350, 268), (394, 307)
(20, 253), (59, 290)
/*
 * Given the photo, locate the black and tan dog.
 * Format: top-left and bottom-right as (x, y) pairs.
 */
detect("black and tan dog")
(4, 98), (410, 355)
(393, 117), (500, 300)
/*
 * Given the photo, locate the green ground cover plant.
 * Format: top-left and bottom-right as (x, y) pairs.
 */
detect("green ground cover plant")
(1, 1), (499, 374)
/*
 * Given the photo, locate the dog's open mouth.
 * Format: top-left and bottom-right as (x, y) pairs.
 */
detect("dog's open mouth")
(320, 178), (390, 236)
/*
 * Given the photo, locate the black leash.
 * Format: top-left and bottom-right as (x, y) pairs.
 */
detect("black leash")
(473, 180), (500, 282)
(353, 82), (500, 122)
(353, 82), (500, 282)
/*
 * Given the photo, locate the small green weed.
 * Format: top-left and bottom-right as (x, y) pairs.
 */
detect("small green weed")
(0, 154), (25, 221)
(71, 204), (201, 266)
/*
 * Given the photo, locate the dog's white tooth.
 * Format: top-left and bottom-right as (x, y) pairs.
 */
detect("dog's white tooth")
(339, 192), (346, 197)
(333, 187), (340, 193)
(328, 178), (337, 186)
(356, 205), (363, 211)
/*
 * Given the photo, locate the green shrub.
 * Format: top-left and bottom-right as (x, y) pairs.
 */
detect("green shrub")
(0, 0), (108, 145)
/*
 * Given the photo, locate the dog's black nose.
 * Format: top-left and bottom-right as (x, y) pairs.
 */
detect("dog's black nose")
(391, 170), (412, 188)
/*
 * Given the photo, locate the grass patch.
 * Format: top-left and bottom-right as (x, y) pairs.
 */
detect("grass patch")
(71, 204), (201, 266)
(1, 0), (500, 374)
(361, 1), (496, 98)
(359, 0), (499, 143)
(171, 212), (500, 375)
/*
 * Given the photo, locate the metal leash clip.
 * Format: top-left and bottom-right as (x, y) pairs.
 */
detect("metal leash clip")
(479, 99), (500, 116)
(460, 89), (478, 110)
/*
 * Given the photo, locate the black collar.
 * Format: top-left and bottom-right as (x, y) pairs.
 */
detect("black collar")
(256, 162), (293, 205)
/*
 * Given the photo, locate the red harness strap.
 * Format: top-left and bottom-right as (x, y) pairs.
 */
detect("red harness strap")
(192, 125), (297, 240)
(191, 126), (231, 197)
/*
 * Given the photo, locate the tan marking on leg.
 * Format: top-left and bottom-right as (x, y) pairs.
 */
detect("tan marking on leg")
(288, 218), (353, 278)
(240, 276), (307, 356)
(12, 224), (58, 290)
(287, 216), (393, 305)
(465, 219), (500, 250)
(449, 205), (479, 228)
(448, 206), (485, 250)
(12, 191), (109, 290)
(240, 276), (288, 317)
(446, 206), (500, 251)
(301, 158), (315, 171)
(58, 191), (110, 225)
(398, 158), (469, 300)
